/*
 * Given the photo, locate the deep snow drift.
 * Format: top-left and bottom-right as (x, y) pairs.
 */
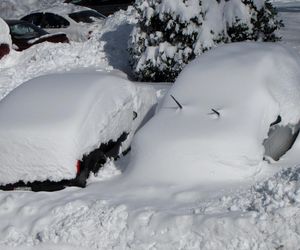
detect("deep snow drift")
(126, 42), (300, 186)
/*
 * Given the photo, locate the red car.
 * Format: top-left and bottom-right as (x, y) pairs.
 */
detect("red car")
(5, 20), (69, 51)
(0, 44), (9, 59)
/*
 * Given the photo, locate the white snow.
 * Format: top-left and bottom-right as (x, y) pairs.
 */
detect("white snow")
(159, 0), (201, 22)
(0, 72), (156, 184)
(0, 17), (11, 47)
(1, 1), (300, 250)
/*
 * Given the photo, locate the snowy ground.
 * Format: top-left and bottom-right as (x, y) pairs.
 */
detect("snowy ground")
(1, 1), (300, 250)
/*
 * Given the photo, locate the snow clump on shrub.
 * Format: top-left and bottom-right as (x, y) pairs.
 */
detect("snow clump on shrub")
(129, 0), (283, 82)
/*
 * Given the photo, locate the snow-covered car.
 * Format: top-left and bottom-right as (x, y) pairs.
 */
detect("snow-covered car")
(125, 42), (300, 186)
(5, 19), (69, 51)
(21, 5), (105, 41)
(0, 72), (156, 191)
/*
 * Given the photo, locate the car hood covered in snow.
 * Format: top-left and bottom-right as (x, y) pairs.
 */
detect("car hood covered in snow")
(126, 42), (300, 186)
(0, 72), (156, 185)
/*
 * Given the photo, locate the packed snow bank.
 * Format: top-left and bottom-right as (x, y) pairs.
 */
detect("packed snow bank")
(126, 42), (300, 186)
(1, 163), (300, 249)
(0, 72), (156, 185)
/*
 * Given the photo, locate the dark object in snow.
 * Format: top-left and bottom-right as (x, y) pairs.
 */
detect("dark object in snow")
(263, 116), (300, 161)
(211, 109), (220, 117)
(64, 0), (134, 16)
(0, 43), (10, 59)
(5, 19), (69, 51)
(270, 115), (282, 126)
(170, 95), (183, 109)
(0, 133), (128, 192)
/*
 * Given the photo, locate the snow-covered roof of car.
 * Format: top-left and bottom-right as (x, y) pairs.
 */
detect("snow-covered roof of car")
(28, 3), (98, 16)
(0, 72), (156, 185)
(125, 42), (300, 186)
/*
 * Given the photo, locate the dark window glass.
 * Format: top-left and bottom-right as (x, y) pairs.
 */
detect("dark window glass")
(22, 13), (70, 29)
(42, 13), (70, 28)
(21, 13), (43, 26)
(10, 24), (39, 39)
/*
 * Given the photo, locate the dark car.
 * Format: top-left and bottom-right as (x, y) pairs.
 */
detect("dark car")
(5, 20), (69, 51)
(64, 0), (134, 16)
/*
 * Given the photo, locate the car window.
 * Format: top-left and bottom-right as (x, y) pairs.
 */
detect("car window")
(22, 12), (70, 29)
(21, 13), (43, 26)
(68, 10), (104, 23)
(42, 13), (70, 28)
(10, 23), (39, 39)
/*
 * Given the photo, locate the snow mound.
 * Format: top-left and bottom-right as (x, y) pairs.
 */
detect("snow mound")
(0, 72), (156, 185)
(126, 42), (300, 186)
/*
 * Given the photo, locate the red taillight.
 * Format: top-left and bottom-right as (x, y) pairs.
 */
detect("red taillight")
(76, 160), (81, 174)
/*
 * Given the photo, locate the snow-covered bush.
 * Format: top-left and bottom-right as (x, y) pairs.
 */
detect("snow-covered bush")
(0, 17), (12, 60)
(129, 0), (283, 82)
